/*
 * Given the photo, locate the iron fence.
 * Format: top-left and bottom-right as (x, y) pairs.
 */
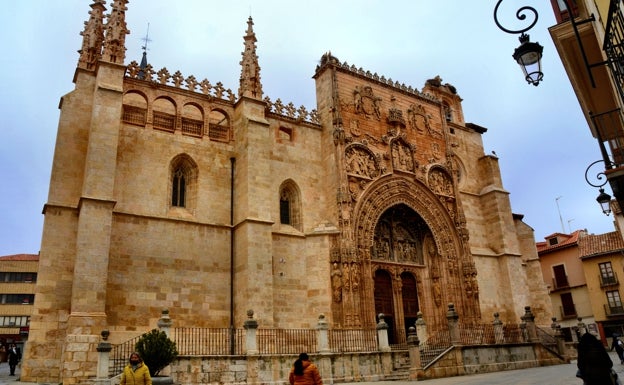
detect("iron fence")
(329, 328), (378, 352)
(173, 327), (244, 356)
(257, 328), (317, 354)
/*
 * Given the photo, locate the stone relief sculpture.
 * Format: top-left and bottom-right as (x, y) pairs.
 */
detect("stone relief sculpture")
(331, 262), (343, 303)
(353, 85), (381, 120)
(407, 104), (430, 133)
(391, 140), (415, 173)
(345, 146), (379, 179)
(428, 168), (454, 197)
(372, 219), (424, 265)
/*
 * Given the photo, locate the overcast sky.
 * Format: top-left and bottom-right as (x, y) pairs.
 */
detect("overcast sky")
(0, 1), (616, 256)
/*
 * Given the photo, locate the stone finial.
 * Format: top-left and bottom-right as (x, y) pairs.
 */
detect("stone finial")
(238, 16), (263, 99)
(376, 313), (388, 330)
(101, 329), (110, 341)
(244, 309), (258, 330)
(493, 312), (502, 325)
(158, 308), (172, 328)
(102, 0), (130, 65)
(78, 0), (106, 70)
(446, 303), (458, 321)
(521, 306), (535, 322)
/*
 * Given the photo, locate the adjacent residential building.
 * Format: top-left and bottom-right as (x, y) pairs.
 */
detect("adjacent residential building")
(537, 231), (595, 340)
(549, 0), (624, 226)
(0, 254), (38, 351)
(578, 231), (624, 339)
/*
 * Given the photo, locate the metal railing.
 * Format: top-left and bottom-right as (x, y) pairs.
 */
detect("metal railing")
(329, 328), (377, 352)
(173, 327), (244, 356)
(257, 328), (317, 355)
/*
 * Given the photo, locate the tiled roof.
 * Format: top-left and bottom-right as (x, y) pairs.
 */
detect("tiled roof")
(578, 231), (624, 258)
(0, 253), (39, 261)
(536, 230), (584, 254)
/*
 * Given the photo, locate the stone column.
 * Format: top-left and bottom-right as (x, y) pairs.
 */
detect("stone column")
(493, 312), (504, 344)
(316, 314), (330, 354)
(521, 306), (538, 342)
(243, 310), (258, 355)
(377, 313), (391, 352)
(577, 317), (587, 336)
(551, 318), (566, 357)
(446, 304), (460, 345)
(407, 327), (422, 380)
(415, 311), (427, 344)
(95, 330), (112, 385)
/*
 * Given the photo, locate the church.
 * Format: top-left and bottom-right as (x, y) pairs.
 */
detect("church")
(21, 0), (551, 383)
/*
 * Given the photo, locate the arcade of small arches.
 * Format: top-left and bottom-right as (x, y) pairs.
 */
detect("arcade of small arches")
(121, 90), (232, 142)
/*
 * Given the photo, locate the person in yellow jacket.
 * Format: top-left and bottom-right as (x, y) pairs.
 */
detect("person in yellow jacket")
(120, 352), (152, 385)
(289, 353), (322, 385)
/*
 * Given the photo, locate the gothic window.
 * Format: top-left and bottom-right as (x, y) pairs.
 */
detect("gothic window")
(169, 154), (197, 210)
(278, 179), (302, 231)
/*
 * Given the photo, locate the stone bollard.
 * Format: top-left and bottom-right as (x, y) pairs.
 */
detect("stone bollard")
(493, 312), (504, 344)
(316, 314), (331, 354)
(415, 311), (427, 343)
(95, 330), (112, 385)
(446, 304), (460, 345)
(377, 313), (391, 352)
(407, 326), (422, 380)
(244, 309), (259, 355)
(521, 306), (539, 342)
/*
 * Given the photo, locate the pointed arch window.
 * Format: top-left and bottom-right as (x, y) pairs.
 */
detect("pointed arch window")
(278, 180), (302, 231)
(169, 154), (198, 210)
(172, 166), (187, 207)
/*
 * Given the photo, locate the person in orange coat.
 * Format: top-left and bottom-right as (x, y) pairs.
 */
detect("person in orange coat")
(289, 353), (322, 385)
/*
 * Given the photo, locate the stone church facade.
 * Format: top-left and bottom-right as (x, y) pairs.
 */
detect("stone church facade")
(21, 1), (551, 383)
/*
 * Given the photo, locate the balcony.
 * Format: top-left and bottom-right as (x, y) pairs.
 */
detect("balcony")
(605, 303), (624, 316)
(600, 271), (620, 287)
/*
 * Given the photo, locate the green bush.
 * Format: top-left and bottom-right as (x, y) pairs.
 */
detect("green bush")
(135, 329), (179, 377)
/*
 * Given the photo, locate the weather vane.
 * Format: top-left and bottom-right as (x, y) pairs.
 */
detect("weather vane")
(141, 23), (151, 53)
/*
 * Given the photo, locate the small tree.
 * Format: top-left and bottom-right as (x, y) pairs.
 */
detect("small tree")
(135, 329), (179, 377)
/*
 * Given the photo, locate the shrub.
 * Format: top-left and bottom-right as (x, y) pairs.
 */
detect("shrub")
(135, 329), (179, 377)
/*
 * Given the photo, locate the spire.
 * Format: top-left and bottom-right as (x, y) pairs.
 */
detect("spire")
(138, 23), (150, 80)
(102, 0), (129, 65)
(238, 16), (263, 99)
(77, 0), (106, 70)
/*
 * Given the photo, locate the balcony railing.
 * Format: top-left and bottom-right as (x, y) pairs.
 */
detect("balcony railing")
(605, 303), (624, 316)
(600, 271), (619, 287)
(604, 0), (624, 104)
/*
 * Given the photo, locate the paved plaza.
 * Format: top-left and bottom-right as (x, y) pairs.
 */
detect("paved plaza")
(1, 352), (621, 385)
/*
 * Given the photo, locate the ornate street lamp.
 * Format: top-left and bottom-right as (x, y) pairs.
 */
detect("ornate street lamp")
(596, 188), (612, 215)
(586, 160), (613, 216)
(493, 1), (544, 86)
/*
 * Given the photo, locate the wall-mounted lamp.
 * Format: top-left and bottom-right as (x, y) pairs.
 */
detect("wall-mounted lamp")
(493, 1), (544, 86)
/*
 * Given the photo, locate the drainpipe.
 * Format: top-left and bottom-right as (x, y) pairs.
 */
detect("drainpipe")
(230, 157), (235, 354)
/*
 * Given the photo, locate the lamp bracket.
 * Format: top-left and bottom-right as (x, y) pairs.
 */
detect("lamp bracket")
(585, 159), (609, 188)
